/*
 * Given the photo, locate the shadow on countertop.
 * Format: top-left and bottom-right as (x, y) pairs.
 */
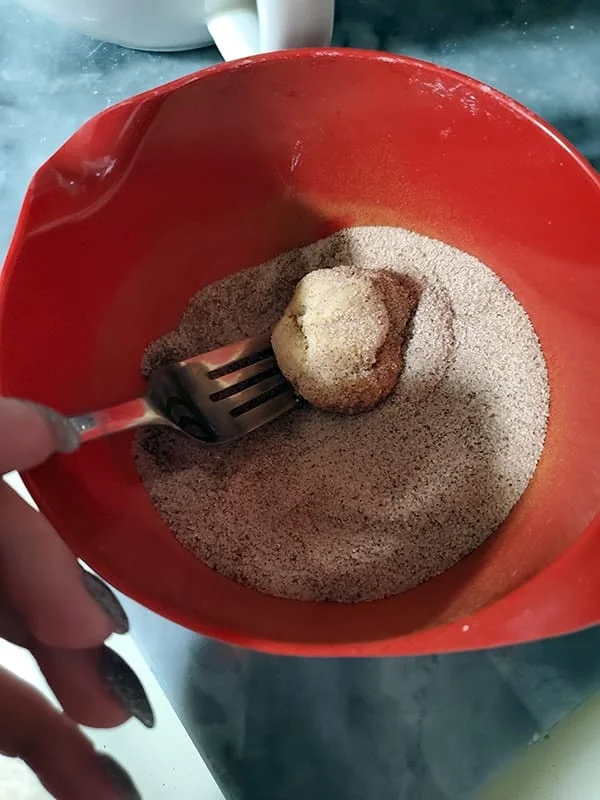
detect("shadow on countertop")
(335, 0), (600, 50)
(181, 626), (600, 800)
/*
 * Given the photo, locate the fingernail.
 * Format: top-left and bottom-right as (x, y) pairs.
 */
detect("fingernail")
(81, 570), (129, 635)
(100, 646), (155, 728)
(98, 754), (141, 799)
(22, 401), (80, 453)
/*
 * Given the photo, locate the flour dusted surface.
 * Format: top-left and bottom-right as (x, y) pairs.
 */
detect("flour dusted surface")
(134, 226), (549, 603)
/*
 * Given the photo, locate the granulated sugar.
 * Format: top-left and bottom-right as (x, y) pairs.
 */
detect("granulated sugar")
(134, 226), (549, 603)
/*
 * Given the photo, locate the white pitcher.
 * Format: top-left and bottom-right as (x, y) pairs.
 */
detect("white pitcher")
(17, 0), (335, 57)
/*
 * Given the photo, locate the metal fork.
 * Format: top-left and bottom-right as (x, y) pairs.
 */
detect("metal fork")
(69, 334), (297, 445)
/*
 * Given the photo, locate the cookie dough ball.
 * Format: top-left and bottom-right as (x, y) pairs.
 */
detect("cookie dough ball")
(271, 266), (417, 413)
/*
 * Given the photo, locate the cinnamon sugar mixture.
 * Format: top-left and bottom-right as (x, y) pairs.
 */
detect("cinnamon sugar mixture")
(133, 226), (549, 603)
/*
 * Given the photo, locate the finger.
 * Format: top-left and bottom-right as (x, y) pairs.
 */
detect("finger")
(32, 645), (132, 729)
(0, 665), (140, 799)
(0, 398), (78, 474)
(0, 598), (28, 646)
(0, 398), (53, 474)
(0, 481), (114, 647)
(0, 604), (136, 729)
(0, 600), (141, 729)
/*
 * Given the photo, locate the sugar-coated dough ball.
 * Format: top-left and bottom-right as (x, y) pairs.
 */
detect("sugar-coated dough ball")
(271, 266), (417, 413)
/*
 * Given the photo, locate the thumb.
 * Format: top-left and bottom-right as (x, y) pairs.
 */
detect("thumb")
(0, 398), (79, 475)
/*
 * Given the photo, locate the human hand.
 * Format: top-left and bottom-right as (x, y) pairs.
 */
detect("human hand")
(0, 397), (153, 799)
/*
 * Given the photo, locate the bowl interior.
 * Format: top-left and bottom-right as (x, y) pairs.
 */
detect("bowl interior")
(2, 51), (600, 655)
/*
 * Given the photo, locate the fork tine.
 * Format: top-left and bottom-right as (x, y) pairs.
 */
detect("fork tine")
(223, 373), (290, 414)
(191, 334), (273, 375)
(209, 356), (278, 399)
(230, 388), (297, 431)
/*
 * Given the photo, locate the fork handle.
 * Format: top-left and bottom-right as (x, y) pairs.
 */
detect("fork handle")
(69, 397), (164, 444)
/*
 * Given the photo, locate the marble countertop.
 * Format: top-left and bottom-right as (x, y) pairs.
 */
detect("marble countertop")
(1, 1), (600, 798)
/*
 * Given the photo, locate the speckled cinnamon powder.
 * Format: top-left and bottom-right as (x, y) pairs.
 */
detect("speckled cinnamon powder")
(133, 226), (549, 603)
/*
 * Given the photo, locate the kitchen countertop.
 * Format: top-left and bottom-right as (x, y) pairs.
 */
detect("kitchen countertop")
(123, 600), (600, 800)
(1, 1), (600, 798)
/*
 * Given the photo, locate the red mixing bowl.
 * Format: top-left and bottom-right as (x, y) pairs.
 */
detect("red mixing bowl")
(1, 49), (600, 656)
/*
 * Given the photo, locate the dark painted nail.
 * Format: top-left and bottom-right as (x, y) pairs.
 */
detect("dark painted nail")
(81, 570), (129, 635)
(98, 753), (142, 799)
(21, 400), (80, 453)
(100, 646), (155, 728)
